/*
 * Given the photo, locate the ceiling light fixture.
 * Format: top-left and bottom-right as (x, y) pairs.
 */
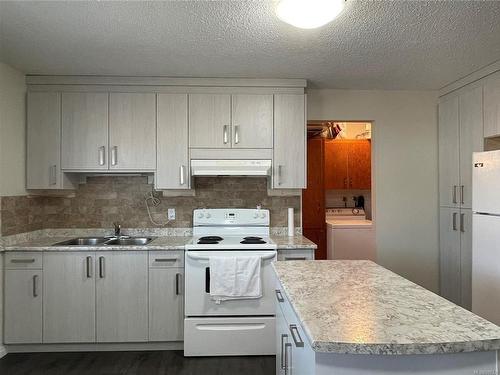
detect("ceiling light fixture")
(276, 0), (346, 29)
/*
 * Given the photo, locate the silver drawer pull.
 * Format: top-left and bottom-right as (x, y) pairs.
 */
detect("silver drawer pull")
(175, 273), (182, 295)
(33, 275), (39, 297)
(280, 334), (288, 369)
(11, 258), (36, 264)
(86, 256), (93, 278)
(452, 212), (458, 231)
(460, 213), (465, 233)
(98, 146), (106, 166)
(155, 258), (178, 262)
(223, 125), (229, 144)
(285, 257), (307, 261)
(180, 165), (185, 186)
(275, 289), (285, 302)
(452, 185), (458, 204)
(460, 185), (465, 205)
(284, 342), (292, 375)
(111, 146), (118, 166)
(234, 125), (240, 144)
(289, 324), (304, 347)
(99, 256), (105, 278)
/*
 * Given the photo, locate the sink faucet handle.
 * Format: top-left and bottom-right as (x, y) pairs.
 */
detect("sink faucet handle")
(113, 222), (121, 236)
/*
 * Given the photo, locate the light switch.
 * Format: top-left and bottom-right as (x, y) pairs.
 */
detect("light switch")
(168, 208), (176, 220)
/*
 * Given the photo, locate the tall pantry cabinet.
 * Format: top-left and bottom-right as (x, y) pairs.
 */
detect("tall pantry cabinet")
(439, 85), (483, 309)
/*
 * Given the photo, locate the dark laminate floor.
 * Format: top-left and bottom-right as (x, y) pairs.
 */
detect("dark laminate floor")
(0, 351), (275, 375)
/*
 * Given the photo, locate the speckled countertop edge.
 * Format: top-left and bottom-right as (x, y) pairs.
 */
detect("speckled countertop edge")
(273, 260), (500, 355)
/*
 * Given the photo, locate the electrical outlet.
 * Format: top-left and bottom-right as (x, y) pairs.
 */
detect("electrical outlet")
(167, 208), (176, 220)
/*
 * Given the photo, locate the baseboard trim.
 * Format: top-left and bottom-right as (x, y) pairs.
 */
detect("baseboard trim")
(5, 341), (183, 353)
(0, 345), (7, 358)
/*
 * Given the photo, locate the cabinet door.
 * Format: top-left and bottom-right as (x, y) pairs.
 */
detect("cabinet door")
(324, 140), (349, 189)
(276, 303), (288, 375)
(460, 209), (472, 310)
(26, 92), (62, 189)
(62, 92), (109, 170)
(484, 73), (500, 138)
(302, 229), (325, 260)
(149, 268), (184, 341)
(439, 207), (461, 305)
(43, 252), (96, 343)
(156, 94), (190, 189)
(231, 94), (273, 148)
(109, 93), (156, 170)
(274, 94), (306, 189)
(4, 270), (42, 344)
(96, 252), (148, 342)
(348, 140), (372, 189)
(189, 94), (231, 148)
(459, 86), (484, 209)
(438, 95), (460, 207)
(302, 138), (325, 229)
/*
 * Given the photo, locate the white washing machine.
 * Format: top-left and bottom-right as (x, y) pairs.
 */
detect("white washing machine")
(326, 208), (375, 261)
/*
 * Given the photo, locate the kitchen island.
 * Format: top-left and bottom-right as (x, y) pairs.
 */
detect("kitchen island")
(273, 260), (500, 375)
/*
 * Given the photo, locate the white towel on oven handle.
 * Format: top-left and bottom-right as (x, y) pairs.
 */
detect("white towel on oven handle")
(209, 256), (262, 304)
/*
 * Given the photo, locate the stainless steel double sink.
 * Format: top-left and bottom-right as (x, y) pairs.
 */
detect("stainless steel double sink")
(52, 237), (153, 246)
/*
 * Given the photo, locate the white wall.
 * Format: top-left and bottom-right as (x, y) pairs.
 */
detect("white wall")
(308, 89), (439, 292)
(0, 62), (26, 197)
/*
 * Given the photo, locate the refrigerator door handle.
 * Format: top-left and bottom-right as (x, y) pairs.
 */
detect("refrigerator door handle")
(452, 212), (458, 231)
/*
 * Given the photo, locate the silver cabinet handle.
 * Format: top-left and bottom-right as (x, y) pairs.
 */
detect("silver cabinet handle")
(86, 256), (93, 278)
(175, 273), (182, 295)
(10, 258), (36, 264)
(285, 257), (307, 261)
(223, 125), (229, 144)
(460, 213), (465, 233)
(234, 125), (240, 144)
(452, 185), (458, 204)
(154, 258), (178, 262)
(275, 289), (285, 302)
(99, 256), (105, 278)
(33, 275), (39, 297)
(98, 146), (106, 166)
(460, 185), (465, 205)
(452, 212), (458, 231)
(280, 334), (288, 369)
(284, 342), (292, 375)
(180, 165), (185, 186)
(289, 324), (304, 347)
(111, 146), (118, 166)
(49, 165), (57, 185)
(278, 165), (283, 185)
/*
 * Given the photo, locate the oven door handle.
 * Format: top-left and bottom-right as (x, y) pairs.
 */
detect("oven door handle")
(186, 252), (276, 261)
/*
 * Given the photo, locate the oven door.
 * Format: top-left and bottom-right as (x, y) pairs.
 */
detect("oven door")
(185, 250), (276, 316)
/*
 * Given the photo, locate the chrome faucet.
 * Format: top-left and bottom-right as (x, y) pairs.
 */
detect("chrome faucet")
(114, 222), (121, 237)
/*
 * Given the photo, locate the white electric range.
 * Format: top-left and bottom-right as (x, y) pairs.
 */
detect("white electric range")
(184, 208), (277, 357)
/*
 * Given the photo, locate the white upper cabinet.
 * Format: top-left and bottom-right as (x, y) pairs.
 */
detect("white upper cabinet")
(484, 73), (500, 138)
(189, 94), (231, 148)
(156, 94), (190, 189)
(62, 92), (109, 170)
(27, 92), (73, 189)
(109, 93), (156, 170)
(438, 95), (460, 207)
(459, 86), (483, 209)
(273, 94), (306, 189)
(231, 94), (273, 148)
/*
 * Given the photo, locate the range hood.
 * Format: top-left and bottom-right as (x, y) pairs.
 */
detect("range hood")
(190, 160), (272, 176)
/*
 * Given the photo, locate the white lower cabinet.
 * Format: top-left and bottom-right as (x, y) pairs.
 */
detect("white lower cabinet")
(96, 252), (149, 342)
(275, 282), (315, 375)
(4, 269), (43, 344)
(439, 207), (473, 309)
(149, 267), (184, 341)
(43, 252), (96, 343)
(277, 249), (315, 261)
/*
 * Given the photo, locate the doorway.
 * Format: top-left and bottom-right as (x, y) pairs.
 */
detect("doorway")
(302, 121), (375, 260)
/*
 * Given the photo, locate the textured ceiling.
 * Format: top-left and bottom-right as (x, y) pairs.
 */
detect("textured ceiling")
(1, 1), (500, 89)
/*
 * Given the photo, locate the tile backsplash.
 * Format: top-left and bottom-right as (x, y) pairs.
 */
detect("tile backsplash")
(0, 176), (301, 236)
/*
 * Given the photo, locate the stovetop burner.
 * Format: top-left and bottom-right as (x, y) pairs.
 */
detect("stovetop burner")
(240, 239), (267, 244)
(198, 236), (223, 244)
(243, 236), (263, 241)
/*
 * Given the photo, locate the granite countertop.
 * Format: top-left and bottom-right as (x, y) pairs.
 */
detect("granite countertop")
(2, 234), (316, 252)
(270, 235), (317, 249)
(273, 260), (500, 355)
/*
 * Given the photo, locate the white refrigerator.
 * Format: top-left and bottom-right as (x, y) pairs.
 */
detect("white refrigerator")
(472, 150), (500, 325)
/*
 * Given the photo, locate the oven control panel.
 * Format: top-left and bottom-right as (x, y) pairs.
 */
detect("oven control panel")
(193, 208), (269, 226)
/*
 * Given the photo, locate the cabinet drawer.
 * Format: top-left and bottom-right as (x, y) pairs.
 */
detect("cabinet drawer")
(277, 249), (315, 261)
(149, 251), (184, 268)
(5, 252), (43, 269)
